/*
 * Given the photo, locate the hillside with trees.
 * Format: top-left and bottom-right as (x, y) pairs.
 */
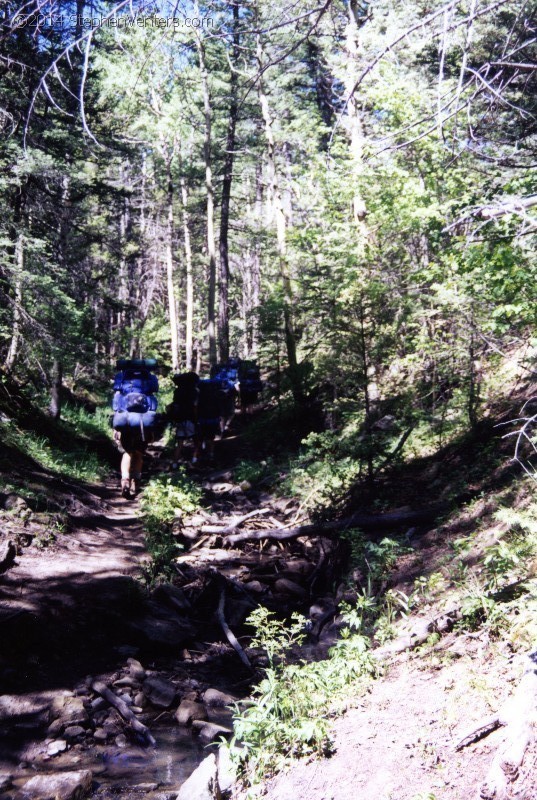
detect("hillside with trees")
(0, 1), (536, 799)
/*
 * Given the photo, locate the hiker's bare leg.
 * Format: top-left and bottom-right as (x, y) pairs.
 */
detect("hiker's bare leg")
(130, 451), (143, 494)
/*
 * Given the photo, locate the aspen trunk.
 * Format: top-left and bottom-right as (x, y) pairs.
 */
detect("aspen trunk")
(5, 232), (24, 371)
(180, 175), (194, 370)
(166, 164), (180, 371)
(49, 358), (63, 420)
(218, 0), (240, 364)
(345, 0), (368, 237)
(196, 28), (217, 367)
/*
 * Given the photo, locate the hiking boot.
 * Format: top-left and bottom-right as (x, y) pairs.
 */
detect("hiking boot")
(121, 479), (131, 499)
(130, 478), (141, 497)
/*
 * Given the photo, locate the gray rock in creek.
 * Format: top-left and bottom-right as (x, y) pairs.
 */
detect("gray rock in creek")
(191, 720), (233, 744)
(175, 747), (237, 800)
(142, 676), (176, 709)
(18, 770), (92, 800)
(202, 689), (238, 708)
(0, 774), (13, 792)
(174, 700), (208, 727)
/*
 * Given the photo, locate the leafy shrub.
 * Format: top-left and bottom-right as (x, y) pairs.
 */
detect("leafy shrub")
(230, 606), (376, 788)
(139, 469), (202, 582)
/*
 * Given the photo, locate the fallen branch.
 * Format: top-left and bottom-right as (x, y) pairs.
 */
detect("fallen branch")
(225, 505), (447, 546)
(374, 608), (461, 660)
(465, 651), (537, 800)
(215, 584), (252, 671)
(92, 680), (156, 746)
(200, 508), (271, 535)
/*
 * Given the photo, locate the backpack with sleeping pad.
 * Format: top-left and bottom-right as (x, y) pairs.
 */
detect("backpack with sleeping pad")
(111, 359), (159, 439)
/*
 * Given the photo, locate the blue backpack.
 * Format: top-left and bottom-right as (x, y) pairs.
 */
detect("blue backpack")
(111, 361), (159, 436)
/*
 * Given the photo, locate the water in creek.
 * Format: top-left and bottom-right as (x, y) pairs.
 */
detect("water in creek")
(0, 723), (211, 800)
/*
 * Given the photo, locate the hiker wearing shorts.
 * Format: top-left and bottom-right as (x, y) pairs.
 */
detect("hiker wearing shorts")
(111, 358), (159, 499)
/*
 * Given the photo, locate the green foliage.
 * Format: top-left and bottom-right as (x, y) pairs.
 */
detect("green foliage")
(231, 606), (376, 788)
(1, 421), (105, 483)
(234, 458), (275, 487)
(138, 470), (202, 582)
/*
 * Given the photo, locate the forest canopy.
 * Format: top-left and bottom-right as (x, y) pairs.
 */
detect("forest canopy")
(0, 0), (535, 432)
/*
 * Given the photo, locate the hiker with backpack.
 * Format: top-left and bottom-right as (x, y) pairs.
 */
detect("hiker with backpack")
(239, 361), (263, 414)
(167, 370), (199, 468)
(193, 377), (222, 464)
(211, 358), (240, 436)
(111, 358), (160, 498)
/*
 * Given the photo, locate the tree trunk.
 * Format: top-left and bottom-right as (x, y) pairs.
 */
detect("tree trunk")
(218, 0), (240, 364)
(5, 232), (24, 372)
(180, 175), (194, 370)
(196, 29), (217, 367)
(345, 0), (368, 236)
(49, 358), (63, 420)
(166, 163), (180, 371)
(256, 27), (301, 398)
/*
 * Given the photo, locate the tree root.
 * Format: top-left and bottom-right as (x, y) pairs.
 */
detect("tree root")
(215, 581), (252, 671)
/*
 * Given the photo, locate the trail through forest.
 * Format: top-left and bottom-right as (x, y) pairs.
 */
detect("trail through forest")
(1, 409), (536, 800)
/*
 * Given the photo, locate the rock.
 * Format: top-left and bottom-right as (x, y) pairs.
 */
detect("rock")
(372, 414), (396, 431)
(133, 693), (146, 708)
(0, 540), (16, 574)
(46, 741), (67, 757)
(239, 480), (251, 492)
(282, 559), (313, 576)
(243, 580), (265, 594)
(191, 721), (233, 744)
(46, 719), (64, 737)
(127, 602), (194, 649)
(216, 746), (236, 795)
(19, 770), (92, 800)
(92, 729), (107, 743)
(4, 494), (28, 513)
(55, 698), (88, 728)
(63, 726), (85, 742)
(90, 698), (107, 713)
(202, 688), (238, 708)
(176, 754), (218, 800)
(113, 677), (136, 689)
(115, 735), (128, 748)
(142, 676), (176, 709)
(131, 784), (158, 793)
(126, 658), (146, 682)
(0, 775), (13, 792)
(274, 578), (306, 597)
(174, 700), (208, 727)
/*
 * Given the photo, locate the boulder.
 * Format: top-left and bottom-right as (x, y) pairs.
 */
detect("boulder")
(176, 754), (218, 800)
(142, 676), (176, 709)
(0, 775), (13, 792)
(274, 578), (306, 598)
(126, 658), (146, 682)
(63, 726), (85, 742)
(46, 740), (67, 757)
(191, 720), (233, 743)
(174, 700), (208, 727)
(243, 580), (265, 594)
(19, 770), (92, 800)
(216, 746), (237, 795)
(54, 697), (88, 728)
(0, 540), (16, 574)
(92, 728), (107, 743)
(202, 688), (238, 708)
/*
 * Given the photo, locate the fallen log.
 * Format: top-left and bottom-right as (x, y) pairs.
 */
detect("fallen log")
(92, 680), (156, 746)
(225, 505), (447, 546)
(454, 650), (537, 800)
(200, 508), (271, 535)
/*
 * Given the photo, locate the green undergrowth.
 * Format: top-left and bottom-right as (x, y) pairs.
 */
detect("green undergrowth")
(230, 606), (378, 793)
(138, 469), (202, 583)
(1, 418), (107, 483)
